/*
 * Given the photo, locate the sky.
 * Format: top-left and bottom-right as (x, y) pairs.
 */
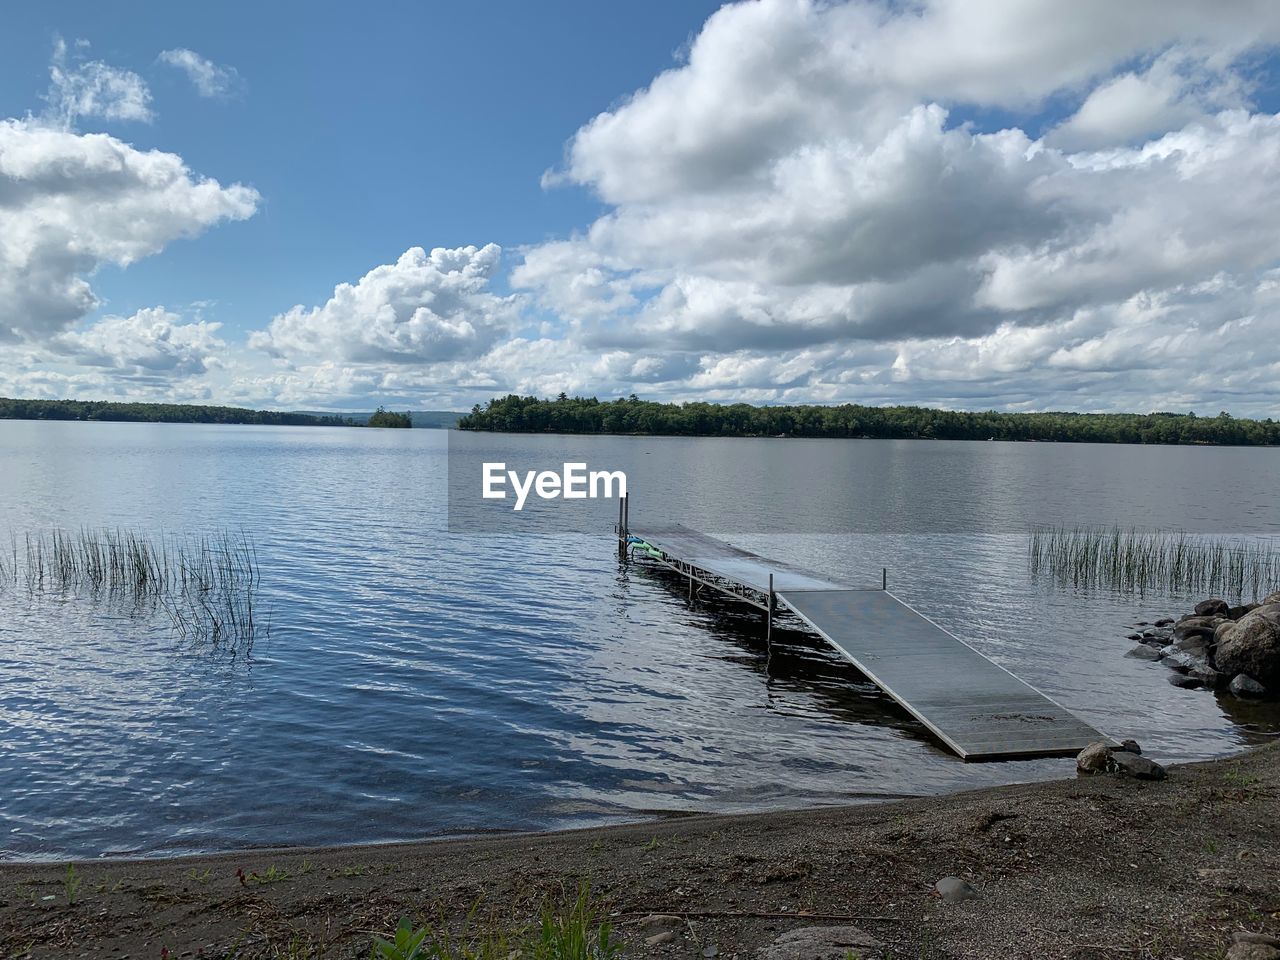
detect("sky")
(3, 1), (1280, 415)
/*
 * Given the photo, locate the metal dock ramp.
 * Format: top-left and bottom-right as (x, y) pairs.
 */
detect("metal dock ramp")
(626, 522), (1103, 761)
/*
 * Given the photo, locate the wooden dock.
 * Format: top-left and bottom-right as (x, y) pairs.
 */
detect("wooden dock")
(623, 519), (1104, 761)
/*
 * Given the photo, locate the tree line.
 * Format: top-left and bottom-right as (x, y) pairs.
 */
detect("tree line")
(458, 394), (1280, 446)
(0, 397), (359, 427)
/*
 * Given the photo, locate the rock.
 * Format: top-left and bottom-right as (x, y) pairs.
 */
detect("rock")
(1126, 644), (1162, 661)
(1173, 623), (1218, 645)
(759, 925), (883, 960)
(1228, 605), (1253, 621)
(1155, 617), (1175, 627)
(934, 876), (978, 903)
(1125, 632), (1143, 641)
(1177, 614), (1225, 629)
(1189, 664), (1225, 688)
(1196, 598), (1229, 616)
(1106, 751), (1167, 780)
(1143, 627), (1173, 642)
(1251, 602), (1280, 623)
(1118, 738), (1142, 754)
(1076, 741), (1112, 774)
(1215, 613), (1280, 688)
(1170, 673), (1203, 689)
(1263, 591), (1280, 605)
(1217, 621), (1238, 644)
(1234, 932), (1280, 948)
(1174, 633), (1212, 653)
(1163, 647), (1210, 673)
(1229, 673), (1268, 698)
(1227, 942), (1280, 960)
(646, 931), (677, 947)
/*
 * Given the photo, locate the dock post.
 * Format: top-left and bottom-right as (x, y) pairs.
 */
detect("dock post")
(882, 567), (887, 590)
(621, 494), (630, 563)
(767, 573), (774, 641)
(617, 497), (625, 559)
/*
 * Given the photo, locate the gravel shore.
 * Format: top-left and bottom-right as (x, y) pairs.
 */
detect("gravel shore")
(3, 741), (1278, 959)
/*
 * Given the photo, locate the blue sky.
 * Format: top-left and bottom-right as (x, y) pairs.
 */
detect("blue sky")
(0, 1), (720, 330)
(3, 2), (1280, 415)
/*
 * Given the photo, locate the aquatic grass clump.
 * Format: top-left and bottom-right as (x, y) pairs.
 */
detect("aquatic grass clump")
(0, 527), (266, 655)
(1029, 525), (1280, 598)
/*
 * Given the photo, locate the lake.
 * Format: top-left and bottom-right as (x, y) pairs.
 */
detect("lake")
(1, 420), (1278, 860)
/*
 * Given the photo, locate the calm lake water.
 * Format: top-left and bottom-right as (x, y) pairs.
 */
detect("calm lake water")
(1, 421), (1278, 860)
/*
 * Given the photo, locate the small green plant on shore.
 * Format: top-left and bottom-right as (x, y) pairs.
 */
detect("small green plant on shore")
(186, 867), (211, 884)
(371, 885), (619, 960)
(63, 865), (81, 905)
(372, 918), (431, 960)
(237, 864), (291, 886)
(529, 886), (621, 960)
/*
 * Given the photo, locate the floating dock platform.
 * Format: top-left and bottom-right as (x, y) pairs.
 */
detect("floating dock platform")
(621, 516), (1103, 761)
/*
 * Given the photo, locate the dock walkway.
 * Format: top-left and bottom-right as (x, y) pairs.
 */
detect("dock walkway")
(628, 523), (1103, 761)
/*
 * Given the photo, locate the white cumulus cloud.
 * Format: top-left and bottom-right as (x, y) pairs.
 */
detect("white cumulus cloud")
(0, 119), (260, 342)
(249, 245), (521, 364)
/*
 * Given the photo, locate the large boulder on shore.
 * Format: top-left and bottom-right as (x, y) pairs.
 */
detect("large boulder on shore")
(1250, 602), (1280, 623)
(1195, 598), (1229, 617)
(1077, 742), (1111, 773)
(1107, 751), (1167, 780)
(1215, 613), (1280, 689)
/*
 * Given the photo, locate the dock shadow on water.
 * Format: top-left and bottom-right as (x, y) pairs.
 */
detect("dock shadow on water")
(0, 528), (265, 658)
(628, 560), (928, 744)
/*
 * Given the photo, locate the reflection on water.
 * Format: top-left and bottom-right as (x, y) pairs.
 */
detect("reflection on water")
(0, 420), (1277, 860)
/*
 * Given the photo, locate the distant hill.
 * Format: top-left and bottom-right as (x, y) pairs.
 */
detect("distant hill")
(294, 410), (464, 428)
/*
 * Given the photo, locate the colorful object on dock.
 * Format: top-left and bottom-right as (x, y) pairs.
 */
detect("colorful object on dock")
(623, 518), (1104, 761)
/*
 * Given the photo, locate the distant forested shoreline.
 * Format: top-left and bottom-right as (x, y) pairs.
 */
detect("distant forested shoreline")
(458, 394), (1280, 446)
(0, 398), (415, 428)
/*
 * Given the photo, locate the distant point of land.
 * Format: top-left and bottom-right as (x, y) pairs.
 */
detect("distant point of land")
(0, 398), (463, 429)
(458, 394), (1280, 446)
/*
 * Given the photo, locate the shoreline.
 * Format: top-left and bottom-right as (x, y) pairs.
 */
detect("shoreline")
(4, 742), (1278, 959)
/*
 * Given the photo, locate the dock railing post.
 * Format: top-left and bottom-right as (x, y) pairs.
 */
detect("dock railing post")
(614, 496), (624, 563)
(882, 567), (887, 590)
(617, 496), (626, 560)
(767, 573), (774, 641)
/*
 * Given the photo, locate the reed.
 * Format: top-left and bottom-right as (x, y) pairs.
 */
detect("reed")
(1028, 525), (1280, 598)
(0, 527), (266, 654)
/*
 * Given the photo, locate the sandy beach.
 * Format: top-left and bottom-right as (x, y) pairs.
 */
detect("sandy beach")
(3, 741), (1278, 959)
